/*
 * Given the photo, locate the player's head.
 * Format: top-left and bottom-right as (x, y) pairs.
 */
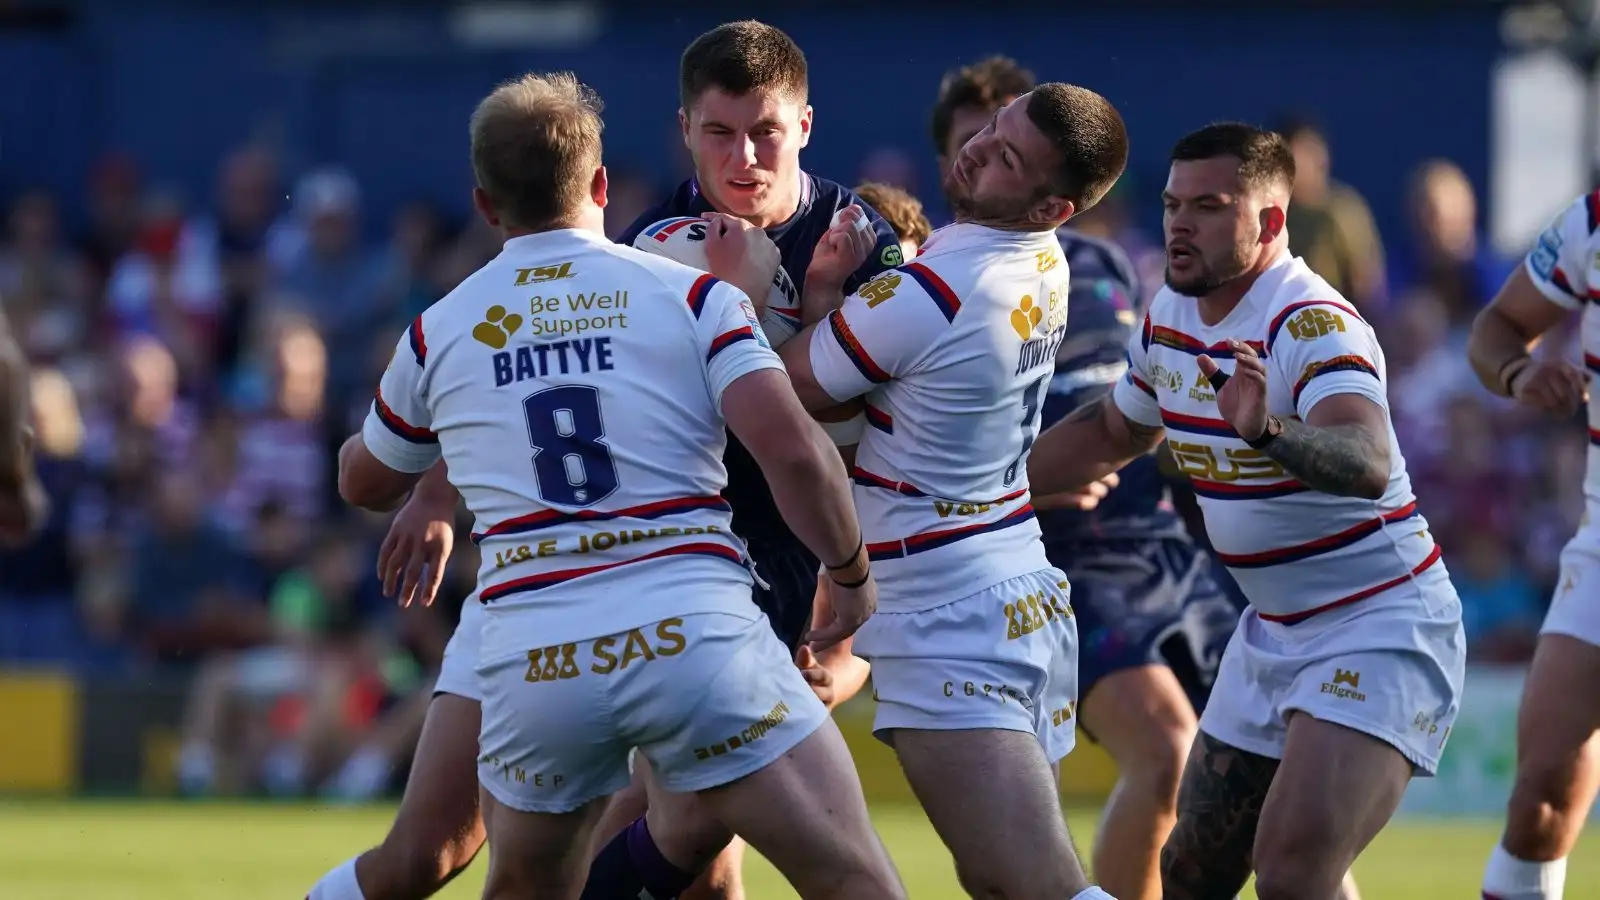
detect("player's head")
(929, 56), (1036, 193)
(943, 82), (1127, 231)
(1164, 122), (1295, 297)
(1275, 114), (1329, 198)
(854, 182), (932, 258)
(469, 72), (608, 234)
(679, 20), (811, 227)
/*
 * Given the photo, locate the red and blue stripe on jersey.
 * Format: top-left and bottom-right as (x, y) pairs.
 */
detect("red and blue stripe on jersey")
(471, 494), (732, 544)
(480, 541), (744, 603)
(373, 389), (436, 444)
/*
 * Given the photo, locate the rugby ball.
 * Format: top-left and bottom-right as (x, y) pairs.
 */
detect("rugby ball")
(632, 216), (801, 347)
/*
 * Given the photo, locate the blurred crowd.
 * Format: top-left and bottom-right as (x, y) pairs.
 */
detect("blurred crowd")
(0, 118), (1574, 797)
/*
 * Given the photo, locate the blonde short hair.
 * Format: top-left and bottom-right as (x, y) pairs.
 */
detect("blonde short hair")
(470, 72), (604, 230)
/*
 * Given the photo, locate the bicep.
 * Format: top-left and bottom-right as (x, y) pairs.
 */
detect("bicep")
(1480, 265), (1572, 344)
(1301, 392), (1388, 437)
(720, 367), (820, 459)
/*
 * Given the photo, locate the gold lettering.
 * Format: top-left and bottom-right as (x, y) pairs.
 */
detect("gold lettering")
(654, 618), (687, 656)
(620, 629), (656, 668)
(537, 539), (557, 557)
(592, 532), (617, 551)
(590, 636), (619, 674)
(1168, 440), (1289, 482)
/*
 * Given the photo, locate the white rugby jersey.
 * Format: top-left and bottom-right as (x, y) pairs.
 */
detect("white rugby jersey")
(361, 228), (782, 648)
(1110, 254), (1442, 622)
(1525, 189), (1600, 517)
(808, 223), (1065, 612)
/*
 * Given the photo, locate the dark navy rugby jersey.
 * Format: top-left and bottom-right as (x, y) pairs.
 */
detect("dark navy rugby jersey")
(618, 172), (901, 545)
(1038, 229), (1189, 543)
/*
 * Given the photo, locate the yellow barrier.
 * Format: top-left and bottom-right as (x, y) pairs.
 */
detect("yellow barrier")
(835, 696), (1119, 804)
(0, 671), (79, 793)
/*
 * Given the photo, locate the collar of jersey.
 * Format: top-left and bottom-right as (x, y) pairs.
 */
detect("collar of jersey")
(498, 228), (612, 255)
(922, 221), (1058, 255)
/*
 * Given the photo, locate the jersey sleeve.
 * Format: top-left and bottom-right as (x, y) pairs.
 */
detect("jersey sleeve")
(690, 274), (787, 411)
(1266, 300), (1386, 419)
(1525, 191), (1598, 311)
(360, 316), (441, 473)
(1109, 312), (1164, 427)
(808, 263), (955, 403)
(841, 212), (908, 296)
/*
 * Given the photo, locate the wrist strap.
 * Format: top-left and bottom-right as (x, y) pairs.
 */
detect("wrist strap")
(825, 538), (864, 571)
(829, 568), (870, 589)
(1499, 357), (1531, 397)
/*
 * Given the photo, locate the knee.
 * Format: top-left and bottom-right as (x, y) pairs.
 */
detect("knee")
(1119, 726), (1191, 811)
(367, 827), (481, 899)
(1505, 761), (1586, 857)
(1252, 837), (1344, 900)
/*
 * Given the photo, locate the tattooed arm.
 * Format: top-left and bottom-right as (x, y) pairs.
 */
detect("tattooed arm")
(1027, 394), (1165, 497)
(1258, 394), (1391, 500)
(1160, 732), (1280, 899)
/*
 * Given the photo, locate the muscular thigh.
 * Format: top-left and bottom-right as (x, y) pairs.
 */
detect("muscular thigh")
(1516, 634), (1600, 774)
(1160, 731), (1279, 900)
(388, 693), (485, 863)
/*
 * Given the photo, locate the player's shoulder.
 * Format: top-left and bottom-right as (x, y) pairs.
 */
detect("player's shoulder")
(1259, 257), (1371, 355)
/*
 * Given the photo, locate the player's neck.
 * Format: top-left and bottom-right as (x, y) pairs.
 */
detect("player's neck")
(1196, 244), (1287, 326)
(500, 211), (606, 243)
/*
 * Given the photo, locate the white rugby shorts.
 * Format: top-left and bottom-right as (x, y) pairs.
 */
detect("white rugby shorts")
(1199, 561), (1465, 775)
(476, 607), (828, 813)
(1542, 525), (1600, 648)
(853, 568), (1079, 764)
(435, 594), (484, 703)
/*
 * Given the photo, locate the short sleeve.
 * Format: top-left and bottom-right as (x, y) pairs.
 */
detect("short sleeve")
(1109, 313), (1164, 427)
(808, 262), (956, 403)
(690, 274), (786, 412)
(1525, 191), (1598, 311)
(1265, 300), (1386, 420)
(360, 316), (442, 474)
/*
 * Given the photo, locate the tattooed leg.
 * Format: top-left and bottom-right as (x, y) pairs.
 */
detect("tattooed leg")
(1159, 731), (1278, 900)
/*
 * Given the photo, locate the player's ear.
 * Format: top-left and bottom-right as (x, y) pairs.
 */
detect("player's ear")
(1031, 195), (1074, 228)
(471, 187), (500, 228)
(678, 107), (690, 147)
(1259, 204), (1286, 245)
(798, 105), (814, 148)
(592, 166), (609, 209)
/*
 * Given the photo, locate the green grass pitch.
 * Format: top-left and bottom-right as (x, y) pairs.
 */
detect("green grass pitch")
(2, 799), (1598, 898)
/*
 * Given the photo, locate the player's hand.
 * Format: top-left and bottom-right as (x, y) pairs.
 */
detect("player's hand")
(701, 212), (781, 313)
(1032, 471), (1119, 512)
(1509, 359), (1588, 417)
(808, 572), (877, 653)
(794, 645), (836, 708)
(1198, 340), (1270, 441)
(378, 491), (456, 607)
(806, 205), (876, 293)
(0, 426), (48, 548)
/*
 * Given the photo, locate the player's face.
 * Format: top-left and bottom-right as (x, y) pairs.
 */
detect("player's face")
(943, 94), (1067, 227)
(681, 88), (812, 225)
(938, 102), (1009, 187)
(1162, 157), (1265, 297)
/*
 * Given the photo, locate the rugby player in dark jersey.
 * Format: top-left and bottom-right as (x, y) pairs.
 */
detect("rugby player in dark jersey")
(929, 57), (1244, 900)
(307, 20), (899, 900)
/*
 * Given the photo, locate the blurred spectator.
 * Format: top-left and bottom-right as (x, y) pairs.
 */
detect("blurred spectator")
(218, 315), (329, 532)
(1389, 159), (1515, 321)
(1278, 117), (1387, 309)
(383, 201), (449, 325)
(104, 190), (219, 381)
(271, 168), (394, 432)
(854, 182), (931, 258)
(78, 152), (144, 308)
(1455, 529), (1542, 664)
(1068, 180), (1164, 303)
(0, 190), (93, 360)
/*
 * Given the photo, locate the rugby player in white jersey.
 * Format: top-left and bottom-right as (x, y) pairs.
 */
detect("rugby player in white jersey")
(1027, 123), (1465, 900)
(1468, 190), (1600, 900)
(333, 71), (905, 900)
(777, 82), (1128, 900)
(0, 307), (46, 545)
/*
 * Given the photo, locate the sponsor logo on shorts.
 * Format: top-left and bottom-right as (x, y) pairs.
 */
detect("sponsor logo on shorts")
(1006, 590), (1071, 641)
(478, 753), (565, 790)
(693, 701), (792, 761)
(1050, 702), (1076, 727)
(1412, 711), (1449, 749)
(942, 681), (1026, 704)
(1320, 667), (1366, 702)
(523, 618), (688, 683)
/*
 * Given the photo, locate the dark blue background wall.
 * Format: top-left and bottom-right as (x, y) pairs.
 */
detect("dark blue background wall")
(0, 2), (1503, 256)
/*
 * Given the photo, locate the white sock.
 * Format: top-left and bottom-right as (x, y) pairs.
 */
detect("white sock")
(1070, 888), (1116, 900)
(307, 857), (366, 900)
(1483, 844), (1567, 900)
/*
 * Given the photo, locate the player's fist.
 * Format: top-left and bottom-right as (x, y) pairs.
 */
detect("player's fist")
(701, 212), (781, 314)
(1032, 471), (1120, 512)
(807, 204), (876, 293)
(794, 645), (836, 708)
(378, 490), (456, 607)
(1509, 359), (1588, 417)
(1198, 340), (1270, 441)
(809, 570), (877, 652)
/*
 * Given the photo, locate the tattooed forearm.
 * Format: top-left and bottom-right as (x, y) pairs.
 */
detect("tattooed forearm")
(1160, 731), (1280, 900)
(1261, 418), (1388, 499)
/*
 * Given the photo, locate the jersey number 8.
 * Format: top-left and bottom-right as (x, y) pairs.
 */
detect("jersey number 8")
(522, 385), (620, 507)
